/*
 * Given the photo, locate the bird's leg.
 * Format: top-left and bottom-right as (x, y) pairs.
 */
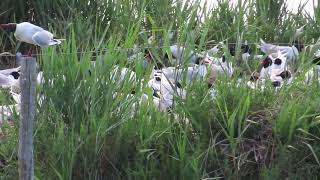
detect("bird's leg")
(27, 45), (37, 57)
(27, 49), (33, 57)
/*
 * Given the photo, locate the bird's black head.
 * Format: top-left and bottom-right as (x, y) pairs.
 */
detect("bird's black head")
(261, 57), (272, 68)
(10, 71), (20, 79)
(0, 23), (17, 33)
(241, 44), (252, 54)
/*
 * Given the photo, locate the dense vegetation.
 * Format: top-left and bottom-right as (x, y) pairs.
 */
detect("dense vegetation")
(1, 0), (320, 179)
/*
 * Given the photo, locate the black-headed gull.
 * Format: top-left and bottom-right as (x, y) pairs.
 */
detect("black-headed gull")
(0, 22), (64, 47)
(248, 50), (293, 89)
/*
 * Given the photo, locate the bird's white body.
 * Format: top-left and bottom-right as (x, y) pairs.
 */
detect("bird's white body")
(14, 22), (62, 47)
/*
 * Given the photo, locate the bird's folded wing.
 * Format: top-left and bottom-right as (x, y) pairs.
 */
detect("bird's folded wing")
(32, 31), (51, 47)
(260, 40), (278, 54)
(32, 31), (63, 47)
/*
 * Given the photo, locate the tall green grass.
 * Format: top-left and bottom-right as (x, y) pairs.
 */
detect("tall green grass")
(0, 0), (320, 179)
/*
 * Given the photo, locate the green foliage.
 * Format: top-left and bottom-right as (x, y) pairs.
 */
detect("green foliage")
(0, 0), (320, 179)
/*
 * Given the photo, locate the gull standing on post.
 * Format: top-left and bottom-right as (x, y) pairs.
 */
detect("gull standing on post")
(0, 22), (64, 48)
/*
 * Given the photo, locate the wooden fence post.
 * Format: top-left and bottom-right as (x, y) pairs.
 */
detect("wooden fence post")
(18, 54), (36, 180)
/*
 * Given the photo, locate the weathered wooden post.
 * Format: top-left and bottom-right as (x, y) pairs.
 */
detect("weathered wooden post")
(18, 53), (36, 180)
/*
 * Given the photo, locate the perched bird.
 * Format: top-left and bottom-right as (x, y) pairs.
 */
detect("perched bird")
(259, 39), (299, 61)
(0, 22), (64, 48)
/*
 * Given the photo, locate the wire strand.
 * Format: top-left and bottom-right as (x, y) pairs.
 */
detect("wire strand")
(0, 42), (318, 57)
